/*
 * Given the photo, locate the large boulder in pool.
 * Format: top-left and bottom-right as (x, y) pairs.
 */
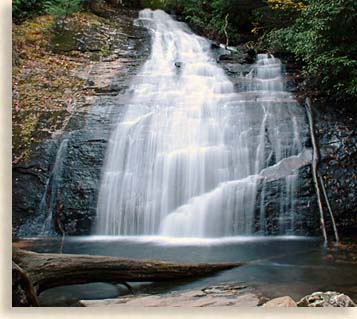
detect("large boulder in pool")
(297, 291), (355, 307)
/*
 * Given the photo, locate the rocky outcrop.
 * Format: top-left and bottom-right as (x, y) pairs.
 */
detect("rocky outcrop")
(12, 8), (151, 236)
(262, 296), (297, 307)
(297, 291), (356, 307)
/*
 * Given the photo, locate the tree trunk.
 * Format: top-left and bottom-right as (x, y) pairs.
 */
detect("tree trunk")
(13, 247), (243, 305)
(305, 97), (328, 245)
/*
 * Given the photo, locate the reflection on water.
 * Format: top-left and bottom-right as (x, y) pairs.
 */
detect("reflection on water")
(13, 236), (357, 306)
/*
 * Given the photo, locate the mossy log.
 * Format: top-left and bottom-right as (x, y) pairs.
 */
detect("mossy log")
(12, 247), (243, 306)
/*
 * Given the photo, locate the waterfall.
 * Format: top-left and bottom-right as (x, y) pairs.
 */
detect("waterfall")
(95, 9), (308, 237)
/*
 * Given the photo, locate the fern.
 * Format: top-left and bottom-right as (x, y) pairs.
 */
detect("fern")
(44, 0), (82, 19)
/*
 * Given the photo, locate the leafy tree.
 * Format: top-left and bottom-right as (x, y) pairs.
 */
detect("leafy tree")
(13, 0), (47, 22)
(252, 0), (307, 35)
(175, 0), (264, 45)
(44, 0), (83, 19)
(265, 0), (357, 97)
(13, 0), (85, 23)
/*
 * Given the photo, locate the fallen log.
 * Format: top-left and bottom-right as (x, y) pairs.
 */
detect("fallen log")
(12, 262), (39, 307)
(13, 247), (243, 306)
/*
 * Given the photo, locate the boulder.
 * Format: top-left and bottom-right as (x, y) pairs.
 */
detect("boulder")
(297, 291), (356, 307)
(262, 296), (297, 307)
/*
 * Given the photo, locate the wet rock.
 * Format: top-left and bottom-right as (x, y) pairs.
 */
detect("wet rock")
(211, 41), (220, 49)
(297, 291), (356, 307)
(262, 296), (297, 307)
(221, 63), (251, 76)
(254, 164), (319, 236)
(218, 52), (248, 64)
(219, 54), (235, 61)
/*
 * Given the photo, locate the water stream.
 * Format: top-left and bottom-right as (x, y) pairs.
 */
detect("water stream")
(95, 9), (308, 237)
(17, 136), (70, 237)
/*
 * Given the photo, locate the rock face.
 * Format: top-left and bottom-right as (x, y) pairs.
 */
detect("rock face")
(254, 165), (319, 236)
(262, 296), (297, 307)
(12, 8), (151, 236)
(314, 105), (357, 237)
(13, 11), (355, 238)
(297, 291), (356, 307)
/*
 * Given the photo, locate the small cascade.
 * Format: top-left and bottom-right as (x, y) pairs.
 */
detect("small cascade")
(17, 137), (70, 237)
(39, 137), (69, 235)
(95, 9), (308, 237)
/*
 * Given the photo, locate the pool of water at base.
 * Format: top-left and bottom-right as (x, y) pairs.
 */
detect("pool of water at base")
(13, 236), (357, 306)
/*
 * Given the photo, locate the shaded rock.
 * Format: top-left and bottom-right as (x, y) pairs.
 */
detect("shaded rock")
(297, 291), (356, 307)
(262, 296), (297, 307)
(211, 41), (220, 49)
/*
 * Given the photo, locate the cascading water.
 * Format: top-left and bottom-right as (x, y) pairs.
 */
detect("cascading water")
(40, 137), (69, 235)
(95, 9), (308, 237)
(17, 136), (69, 237)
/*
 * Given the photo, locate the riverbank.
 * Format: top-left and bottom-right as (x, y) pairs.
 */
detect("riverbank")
(79, 284), (356, 307)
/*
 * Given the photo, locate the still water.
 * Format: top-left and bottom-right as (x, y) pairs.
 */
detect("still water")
(15, 236), (357, 306)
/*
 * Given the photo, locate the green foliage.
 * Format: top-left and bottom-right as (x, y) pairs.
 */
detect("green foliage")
(265, 0), (357, 97)
(13, 0), (47, 22)
(175, 0), (265, 45)
(44, 0), (83, 19)
(140, 0), (172, 9)
(13, 0), (85, 23)
(253, 0), (307, 34)
(179, 0), (267, 44)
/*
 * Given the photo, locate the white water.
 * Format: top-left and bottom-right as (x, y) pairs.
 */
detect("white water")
(95, 9), (307, 237)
